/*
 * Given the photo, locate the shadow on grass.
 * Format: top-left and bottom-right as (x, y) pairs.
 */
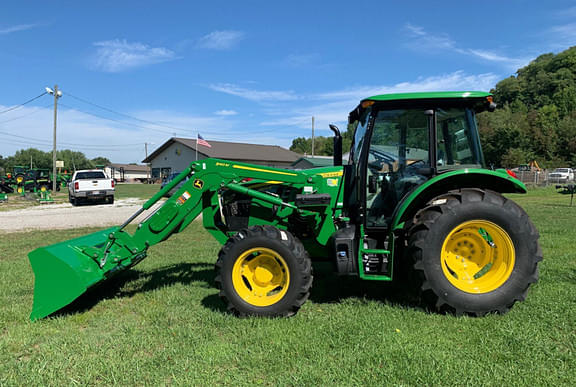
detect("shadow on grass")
(200, 261), (424, 315)
(53, 260), (423, 319)
(307, 262), (422, 311)
(52, 262), (215, 318)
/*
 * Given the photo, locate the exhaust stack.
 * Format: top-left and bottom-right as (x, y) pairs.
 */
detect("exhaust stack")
(329, 124), (342, 167)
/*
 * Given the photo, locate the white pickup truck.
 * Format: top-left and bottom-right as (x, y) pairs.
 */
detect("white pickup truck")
(549, 168), (575, 183)
(68, 169), (115, 205)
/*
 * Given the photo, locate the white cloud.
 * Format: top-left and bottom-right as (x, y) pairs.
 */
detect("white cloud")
(404, 23), (529, 70)
(0, 23), (38, 35)
(404, 23), (456, 50)
(552, 6), (576, 19)
(285, 53), (320, 67)
(548, 23), (576, 43)
(91, 39), (177, 72)
(467, 49), (529, 69)
(259, 71), (501, 139)
(197, 30), (245, 50)
(315, 71), (500, 101)
(209, 83), (299, 102)
(215, 109), (238, 116)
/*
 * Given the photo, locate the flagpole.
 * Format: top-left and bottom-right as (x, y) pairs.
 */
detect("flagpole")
(196, 133), (198, 161)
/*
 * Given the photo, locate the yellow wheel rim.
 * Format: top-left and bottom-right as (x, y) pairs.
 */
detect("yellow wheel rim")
(40, 186), (47, 192)
(441, 220), (515, 294)
(16, 176), (23, 183)
(17, 187), (23, 193)
(232, 247), (290, 307)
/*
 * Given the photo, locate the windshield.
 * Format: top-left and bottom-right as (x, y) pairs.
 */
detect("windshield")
(349, 107), (371, 165)
(76, 171), (107, 180)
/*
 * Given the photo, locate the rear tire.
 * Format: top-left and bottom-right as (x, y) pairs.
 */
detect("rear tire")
(69, 194), (77, 206)
(215, 225), (312, 317)
(107, 196), (114, 205)
(407, 189), (541, 316)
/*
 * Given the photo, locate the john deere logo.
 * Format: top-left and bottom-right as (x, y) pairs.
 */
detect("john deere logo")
(193, 179), (204, 189)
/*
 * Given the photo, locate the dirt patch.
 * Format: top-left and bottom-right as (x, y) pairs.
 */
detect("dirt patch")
(0, 198), (164, 233)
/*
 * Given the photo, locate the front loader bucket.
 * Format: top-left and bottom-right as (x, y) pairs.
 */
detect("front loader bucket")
(28, 227), (120, 320)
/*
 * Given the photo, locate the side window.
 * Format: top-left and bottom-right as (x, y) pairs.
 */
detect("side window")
(437, 108), (482, 168)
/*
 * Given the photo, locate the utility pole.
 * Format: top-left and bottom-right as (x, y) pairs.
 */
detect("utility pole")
(145, 142), (150, 181)
(311, 116), (315, 158)
(46, 85), (62, 192)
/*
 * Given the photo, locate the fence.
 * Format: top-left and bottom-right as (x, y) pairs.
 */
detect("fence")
(514, 170), (574, 187)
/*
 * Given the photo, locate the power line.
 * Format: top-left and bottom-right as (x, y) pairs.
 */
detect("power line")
(0, 130), (145, 148)
(0, 103), (53, 124)
(59, 102), (181, 136)
(0, 136), (143, 152)
(0, 92), (48, 115)
(0, 137), (53, 148)
(65, 91), (196, 133)
(64, 91), (299, 137)
(1, 142), (139, 153)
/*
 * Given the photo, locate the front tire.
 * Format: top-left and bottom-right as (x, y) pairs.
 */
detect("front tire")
(407, 189), (541, 315)
(215, 225), (312, 317)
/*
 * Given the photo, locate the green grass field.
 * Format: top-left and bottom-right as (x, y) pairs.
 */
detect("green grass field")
(0, 187), (574, 385)
(114, 183), (160, 200)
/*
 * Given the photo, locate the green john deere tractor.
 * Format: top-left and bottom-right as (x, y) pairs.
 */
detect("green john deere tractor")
(23, 168), (53, 193)
(28, 91), (541, 320)
(12, 165), (28, 194)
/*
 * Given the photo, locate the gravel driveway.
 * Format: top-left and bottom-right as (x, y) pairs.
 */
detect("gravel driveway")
(0, 198), (165, 233)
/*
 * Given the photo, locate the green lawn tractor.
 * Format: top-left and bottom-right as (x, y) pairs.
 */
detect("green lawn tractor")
(20, 168), (54, 202)
(28, 91), (542, 320)
(0, 176), (14, 195)
(23, 168), (52, 193)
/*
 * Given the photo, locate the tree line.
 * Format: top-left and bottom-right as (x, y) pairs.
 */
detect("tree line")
(479, 46), (576, 168)
(0, 148), (110, 173)
(291, 46), (576, 169)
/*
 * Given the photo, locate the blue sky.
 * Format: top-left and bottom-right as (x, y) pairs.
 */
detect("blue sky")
(1, 0), (575, 163)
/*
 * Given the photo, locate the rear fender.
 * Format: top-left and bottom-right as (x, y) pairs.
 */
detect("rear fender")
(391, 169), (526, 230)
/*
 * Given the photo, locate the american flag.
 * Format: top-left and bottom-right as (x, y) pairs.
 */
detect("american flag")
(197, 134), (211, 148)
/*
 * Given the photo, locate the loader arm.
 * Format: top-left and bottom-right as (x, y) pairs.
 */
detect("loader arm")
(28, 158), (342, 320)
(96, 158), (317, 269)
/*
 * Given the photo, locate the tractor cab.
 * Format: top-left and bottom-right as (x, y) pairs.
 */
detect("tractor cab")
(333, 92), (500, 279)
(345, 92), (494, 229)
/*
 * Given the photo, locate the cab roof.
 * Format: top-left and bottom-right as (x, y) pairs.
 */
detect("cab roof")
(363, 91), (491, 103)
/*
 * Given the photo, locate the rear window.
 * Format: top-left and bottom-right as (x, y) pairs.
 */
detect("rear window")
(76, 171), (106, 180)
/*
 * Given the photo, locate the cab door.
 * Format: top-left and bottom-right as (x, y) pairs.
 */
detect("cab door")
(364, 108), (431, 228)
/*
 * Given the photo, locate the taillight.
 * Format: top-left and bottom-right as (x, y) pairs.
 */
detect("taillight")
(506, 169), (518, 179)
(111, 179), (115, 188)
(74, 181), (79, 190)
